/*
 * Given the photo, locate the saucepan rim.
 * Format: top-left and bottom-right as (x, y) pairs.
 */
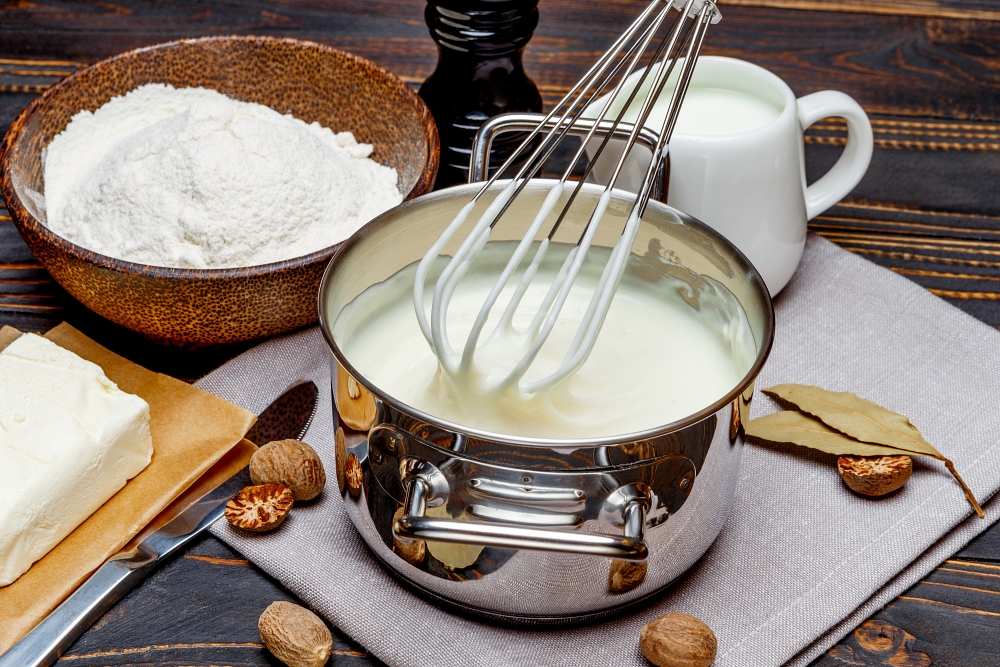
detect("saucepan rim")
(318, 180), (775, 450)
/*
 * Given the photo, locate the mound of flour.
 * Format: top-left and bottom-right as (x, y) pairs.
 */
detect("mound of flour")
(42, 84), (402, 269)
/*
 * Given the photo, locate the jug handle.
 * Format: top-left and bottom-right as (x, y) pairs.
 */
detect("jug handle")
(394, 473), (649, 562)
(797, 90), (873, 220)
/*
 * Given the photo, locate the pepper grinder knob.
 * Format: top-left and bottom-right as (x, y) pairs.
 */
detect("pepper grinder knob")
(419, 0), (543, 188)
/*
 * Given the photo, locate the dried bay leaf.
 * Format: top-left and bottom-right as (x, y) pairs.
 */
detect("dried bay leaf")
(744, 411), (915, 458)
(757, 384), (984, 518)
(765, 384), (936, 456)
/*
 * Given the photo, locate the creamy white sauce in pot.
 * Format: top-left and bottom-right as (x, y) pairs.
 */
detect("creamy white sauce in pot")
(335, 242), (755, 440)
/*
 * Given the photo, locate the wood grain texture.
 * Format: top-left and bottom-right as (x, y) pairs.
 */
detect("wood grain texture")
(45, 531), (1000, 667)
(539, 4), (1000, 122)
(3, 0), (1000, 119)
(0, 0), (998, 665)
(53, 535), (374, 666)
(812, 556), (1000, 666)
(719, 0), (1000, 22)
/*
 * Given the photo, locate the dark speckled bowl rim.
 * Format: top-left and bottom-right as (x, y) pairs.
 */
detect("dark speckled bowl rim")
(0, 35), (440, 281)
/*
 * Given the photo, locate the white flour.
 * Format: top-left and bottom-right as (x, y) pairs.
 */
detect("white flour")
(42, 84), (402, 269)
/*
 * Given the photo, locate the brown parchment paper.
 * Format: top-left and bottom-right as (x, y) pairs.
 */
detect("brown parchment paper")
(0, 323), (256, 654)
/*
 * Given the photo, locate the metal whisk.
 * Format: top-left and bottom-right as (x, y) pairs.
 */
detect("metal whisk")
(414, 0), (721, 394)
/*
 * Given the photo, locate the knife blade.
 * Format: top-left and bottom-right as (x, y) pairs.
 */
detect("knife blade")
(0, 380), (319, 667)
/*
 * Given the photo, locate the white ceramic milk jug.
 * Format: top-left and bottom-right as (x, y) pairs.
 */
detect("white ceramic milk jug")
(585, 56), (873, 295)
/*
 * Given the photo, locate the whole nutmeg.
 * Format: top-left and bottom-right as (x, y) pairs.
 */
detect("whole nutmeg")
(345, 452), (363, 497)
(640, 612), (717, 667)
(336, 365), (377, 431)
(250, 439), (326, 501)
(259, 600), (333, 667)
(335, 428), (347, 493)
(225, 484), (294, 532)
(609, 559), (647, 594)
(838, 454), (912, 497)
(392, 506), (425, 566)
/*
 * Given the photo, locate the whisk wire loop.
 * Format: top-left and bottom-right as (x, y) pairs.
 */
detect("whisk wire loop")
(536, 3), (717, 390)
(504, 0), (709, 391)
(412, 0), (667, 351)
(475, 7), (674, 240)
(531, 0), (696, 252)
(451, 7), (690, 370)
(556, 4), (716, 380)
(415, 0), (720, 392)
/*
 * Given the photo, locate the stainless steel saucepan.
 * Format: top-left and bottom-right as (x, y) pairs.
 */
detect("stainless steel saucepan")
(318, 180), (773, 624)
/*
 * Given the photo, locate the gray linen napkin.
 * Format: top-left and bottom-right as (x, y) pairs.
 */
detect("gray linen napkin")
(204, 234), (1000, 666)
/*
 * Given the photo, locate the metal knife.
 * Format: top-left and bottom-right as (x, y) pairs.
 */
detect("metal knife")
(0, 380), (319, 667)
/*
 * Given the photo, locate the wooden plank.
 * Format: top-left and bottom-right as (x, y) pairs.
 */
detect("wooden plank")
(811, 534), (1000, 666)
(0, 91), (41, 130)
(807, 117), (1000, 153)
(49, 530), (1000, 667)
(0, 66), (76, 77)
(0, 311), (62, 332)
(0, 57), (88, 66)
(528, 2), (1000, 122)
(811, 231), (1000, 325)
(53, 535), (376, 667)
(957, 527), (1000, 560)
(3, 2), (1000, 120)
(720, 0), (1000, 22)
(0, 220), (39, 264)
(814, 597), (1000, 666)
(804, 122), (1000, 218)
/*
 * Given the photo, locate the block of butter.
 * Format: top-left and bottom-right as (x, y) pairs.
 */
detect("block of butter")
(0, 333), (153, 586)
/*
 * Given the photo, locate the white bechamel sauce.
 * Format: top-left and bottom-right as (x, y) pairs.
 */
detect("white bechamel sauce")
(336, 242), (755, 440)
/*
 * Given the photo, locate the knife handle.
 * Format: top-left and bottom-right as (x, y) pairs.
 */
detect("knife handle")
(0, 557), (150, 667)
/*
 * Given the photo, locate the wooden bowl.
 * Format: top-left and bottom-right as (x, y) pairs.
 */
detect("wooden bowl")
(0, 35), (439, 347)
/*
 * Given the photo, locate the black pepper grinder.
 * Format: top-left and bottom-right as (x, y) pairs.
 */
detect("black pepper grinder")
(419, 0), (543, 189)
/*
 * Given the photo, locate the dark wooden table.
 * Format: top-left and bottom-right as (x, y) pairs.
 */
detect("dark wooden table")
(2, 1), (1000, 665)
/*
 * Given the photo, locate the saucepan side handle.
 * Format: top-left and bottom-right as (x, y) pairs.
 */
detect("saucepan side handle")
(469, 113), (668, 204)
(393, 472), (649, 562)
